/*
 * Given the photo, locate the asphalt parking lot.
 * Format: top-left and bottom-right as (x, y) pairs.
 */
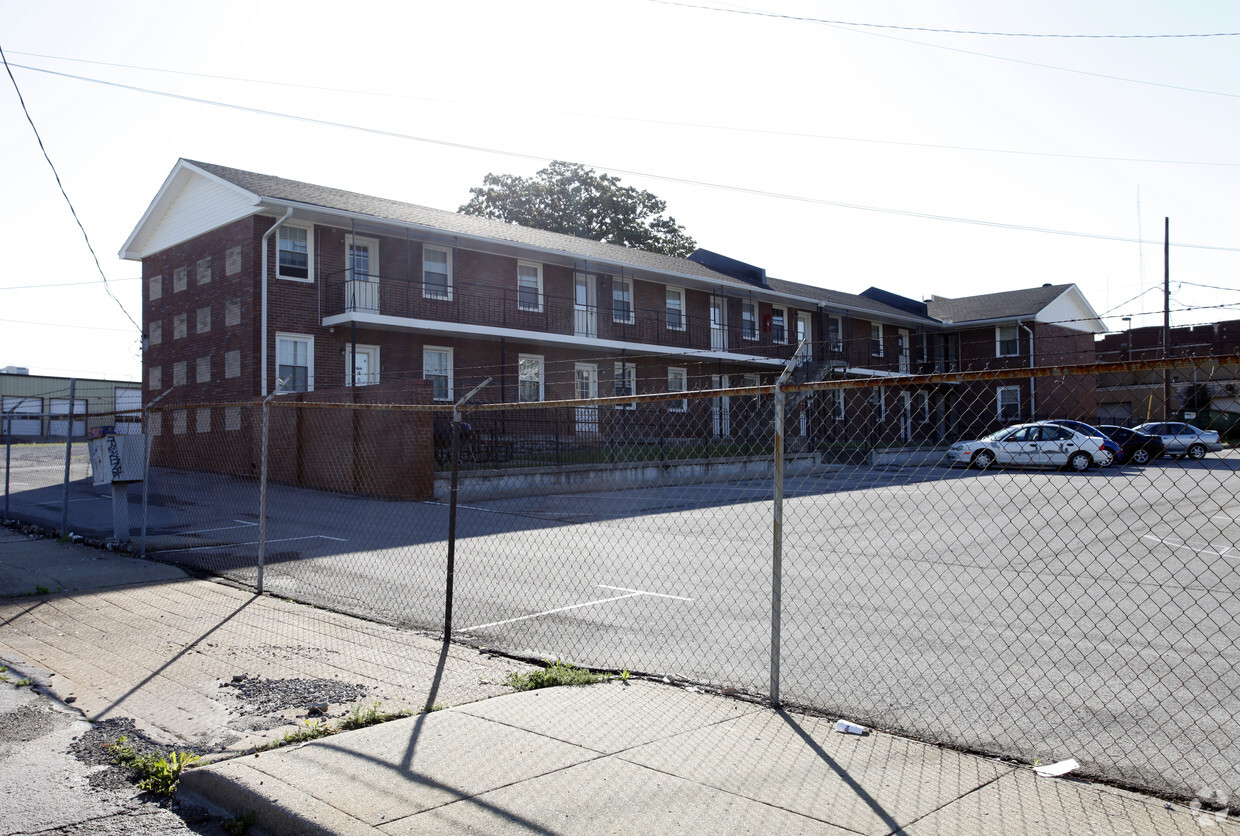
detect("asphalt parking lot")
(4, 444), (1239, 799)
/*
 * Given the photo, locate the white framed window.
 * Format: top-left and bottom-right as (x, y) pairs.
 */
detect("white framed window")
(423, 245), (452, 300)
(614, 361), (637, 409)
(771, 306), (787, 344)
(919, 391), (931, 422)
(612, 276), (634, 324)
(148, 274), (162, 301)
(173, 266), (187, 293)
(424, 347), (453, 401)
(665, 287), (686, 331)
(226, 246), (242, 276)
(149, 320), (162, 345)
(196, 257), (212, 285)
(668, 367), (688, 412)
(832, 388), (845, 420)
(172, 361), (186, 387)
(518, 353), (544, 402)
(996, 325), (1020, 357)
(871, 323), (884, 357)
(196, 407), (211, 433)
(898, 329), (910, 373)
(276, 333), (313, 393)
(828, 315), (843, 353)
(742, 300), (758, 340)
(870, 388), (885, 420)
(517, 262), (543, 311)
(277, 224), (313, 281)
(998, 385), (1021, 421)
(196, 356), (210, 384)
(225, 299), (241, 327)
(173, 313), (187, 340)
(225, 350), (241, 379)
(197, 306), (211, 334)
(149, 366), (161, 391)
(345, 344), (380, 386)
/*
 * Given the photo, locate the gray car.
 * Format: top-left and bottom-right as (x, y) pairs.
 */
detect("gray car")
(1132, 422), (1222, 460)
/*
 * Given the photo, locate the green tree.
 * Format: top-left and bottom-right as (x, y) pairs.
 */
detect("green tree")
(459, 161), (697, 258)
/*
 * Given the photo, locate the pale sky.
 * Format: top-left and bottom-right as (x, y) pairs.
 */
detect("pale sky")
(2, 0), (1238, 381)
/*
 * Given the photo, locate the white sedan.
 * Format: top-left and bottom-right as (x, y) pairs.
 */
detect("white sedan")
(945, 422), (1110, 471)
(1132, 422), (1223, 459)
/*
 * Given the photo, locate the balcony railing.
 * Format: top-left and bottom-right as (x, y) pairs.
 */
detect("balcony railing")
(322, 270), (803, 361)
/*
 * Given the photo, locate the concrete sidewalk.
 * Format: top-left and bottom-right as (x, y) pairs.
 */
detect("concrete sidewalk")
(0, 527), (1233, 835)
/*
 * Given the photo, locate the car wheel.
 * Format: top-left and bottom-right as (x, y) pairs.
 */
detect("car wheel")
(1097, 449), (1115, 467)
(971, 450), (996, 470)
(1131, 448), (1151, 465)
(1067, 451), (1092, 472)
(1187, 443), (1207, 460)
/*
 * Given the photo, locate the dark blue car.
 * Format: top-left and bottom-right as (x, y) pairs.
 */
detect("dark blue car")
(1046, 420), (1122, 467)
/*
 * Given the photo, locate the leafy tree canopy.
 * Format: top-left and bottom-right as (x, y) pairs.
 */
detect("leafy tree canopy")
(459, 161), (697, 258)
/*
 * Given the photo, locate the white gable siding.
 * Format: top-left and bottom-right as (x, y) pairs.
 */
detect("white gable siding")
(1036, 288), (1104, 333)
(133, 173), (256, 257)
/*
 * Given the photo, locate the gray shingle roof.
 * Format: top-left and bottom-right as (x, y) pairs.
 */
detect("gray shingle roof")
(766, 277), (938, 323)
(186, 160), (745, 287)
(927, 284), (1071, 323)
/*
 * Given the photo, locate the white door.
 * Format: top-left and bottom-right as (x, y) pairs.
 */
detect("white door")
(710, 298), (727, 351)
(711, 374), (731, 437)
(2, 396), (42, 437)
(50, 398), (87, 438)
(796, 313), (812, 360)
(574, 363), (599, 434)
(345, 234), (381, 312)
(898, 329), (911, 373)
(574, 275), (597, 338)
(899, 392), (912, 442)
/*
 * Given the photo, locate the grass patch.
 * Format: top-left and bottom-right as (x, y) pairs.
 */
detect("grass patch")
(107, 736), (200, 796)
(251, 700), (417, 754)
(14, 677), (33, 687)
(337, 701), (413, 732)
(505, 660), (612, 691)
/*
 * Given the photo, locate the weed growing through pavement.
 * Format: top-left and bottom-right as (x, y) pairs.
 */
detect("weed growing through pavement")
(222, 811), (255, 834)
(252, 701), (416, 753)
(338, 700), (413, 731)
(14, 678), (33, 687)
(107, 736), (201, 796)
(505, 660), (612, 691)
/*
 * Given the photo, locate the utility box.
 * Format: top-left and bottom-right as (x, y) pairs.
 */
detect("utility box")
(87, 433), (148, 543)
(88, 434), (148, 485)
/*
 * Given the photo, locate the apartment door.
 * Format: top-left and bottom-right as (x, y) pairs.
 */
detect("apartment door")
(711, 374), (731, 437)
(345, 234), (381, 312)
(796, 313), (812, 360)
(574, 274), (597, 338)
(899, 392), (912, 442)
(710, 298), (727, 351)
(574, 363), (599, 435)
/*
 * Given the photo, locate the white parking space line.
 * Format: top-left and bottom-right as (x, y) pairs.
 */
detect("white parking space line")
(179, 520), (259, 535)
(597, 584), (694, 601)
(459, 592), (644, 633)
(159, 534), (347, 554)
(1141, 534), (1235, 559)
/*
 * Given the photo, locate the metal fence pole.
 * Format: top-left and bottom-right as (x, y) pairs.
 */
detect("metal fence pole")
(770, 340), (806, 706)
(3, 408), (12, 521)
(258, 382), (283, 594)
(445, 378), (490, 639)
(59, 378), (76, 536)
(139, 388), (173, 559)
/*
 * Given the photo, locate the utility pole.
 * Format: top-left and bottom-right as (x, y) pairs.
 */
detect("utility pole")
(1163, 217), (1172, 421)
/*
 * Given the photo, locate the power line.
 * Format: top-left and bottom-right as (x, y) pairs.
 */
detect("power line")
(0, 277), (141, 291)
(10, 51), (1239, 169)
(649, 1), (1240, 39)
(0, 42), (141, 334)
(1177, 280), (1240, 293)
(0, 317), (138, 333)
(10, 62), (1240, 256)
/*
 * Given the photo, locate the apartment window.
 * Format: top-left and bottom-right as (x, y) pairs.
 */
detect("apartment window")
(998, 385), (1021, 421)
(345, 344), (380, 386)
(832, 389), (845, 420)
(871, 323), (884, 357)
(612, 276), (634, 324)
(173, 313), (187, 340)
(196, 408), (211, 433)
(225, 406), (241, 431)
(423, 245), (452, 300)
(196, 257), (212, 285)
(148, 274), (162, 301)
(919, 391), (931, 422)
(173, 266), (187, 293)
(149, 366), (161, 391)
(149, 320), (162, 346)
(226, 246), (242, 276)
(997, 325), (1020, 357)
(668, 367), (687, 412)
(173, 409), (187, 435)
(225, 299), (241, 327)
(423, 347), (453, 401)
(197, 306), (211, 334)
(666, 287), (686, 331)
(276, 333), (313, 392)
(196, 355), (210, 384)
(518, 354), (544, 402)
(742, 300), (758, 340)
(898, 329), (910, 372)
(771, 306), (787, 344)
(277, 225), (312, 281)
(225, 350), (241, 379)
(870, 388), (885, 420)
(828, 316), (842, 352)
(517, 262), (543, 311)
(173, 361), (187, 387)
(614, 361), (637, 409)
(149, 412), (162, 436)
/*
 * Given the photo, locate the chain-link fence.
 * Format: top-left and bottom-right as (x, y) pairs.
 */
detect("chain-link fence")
(5, 351), (1240, 805)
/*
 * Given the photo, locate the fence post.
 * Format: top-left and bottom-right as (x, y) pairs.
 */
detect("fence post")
(139, 388), (173, 559)
(258, 381), (284, 594)
(59, 378), (76, 536)
(445, 378), (491, 639)
(770, 340), (807, 706)
(3, 404), (13, 521)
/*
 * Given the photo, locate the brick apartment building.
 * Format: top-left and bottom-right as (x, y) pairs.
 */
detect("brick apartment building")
(119, 159), (1106, 479)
